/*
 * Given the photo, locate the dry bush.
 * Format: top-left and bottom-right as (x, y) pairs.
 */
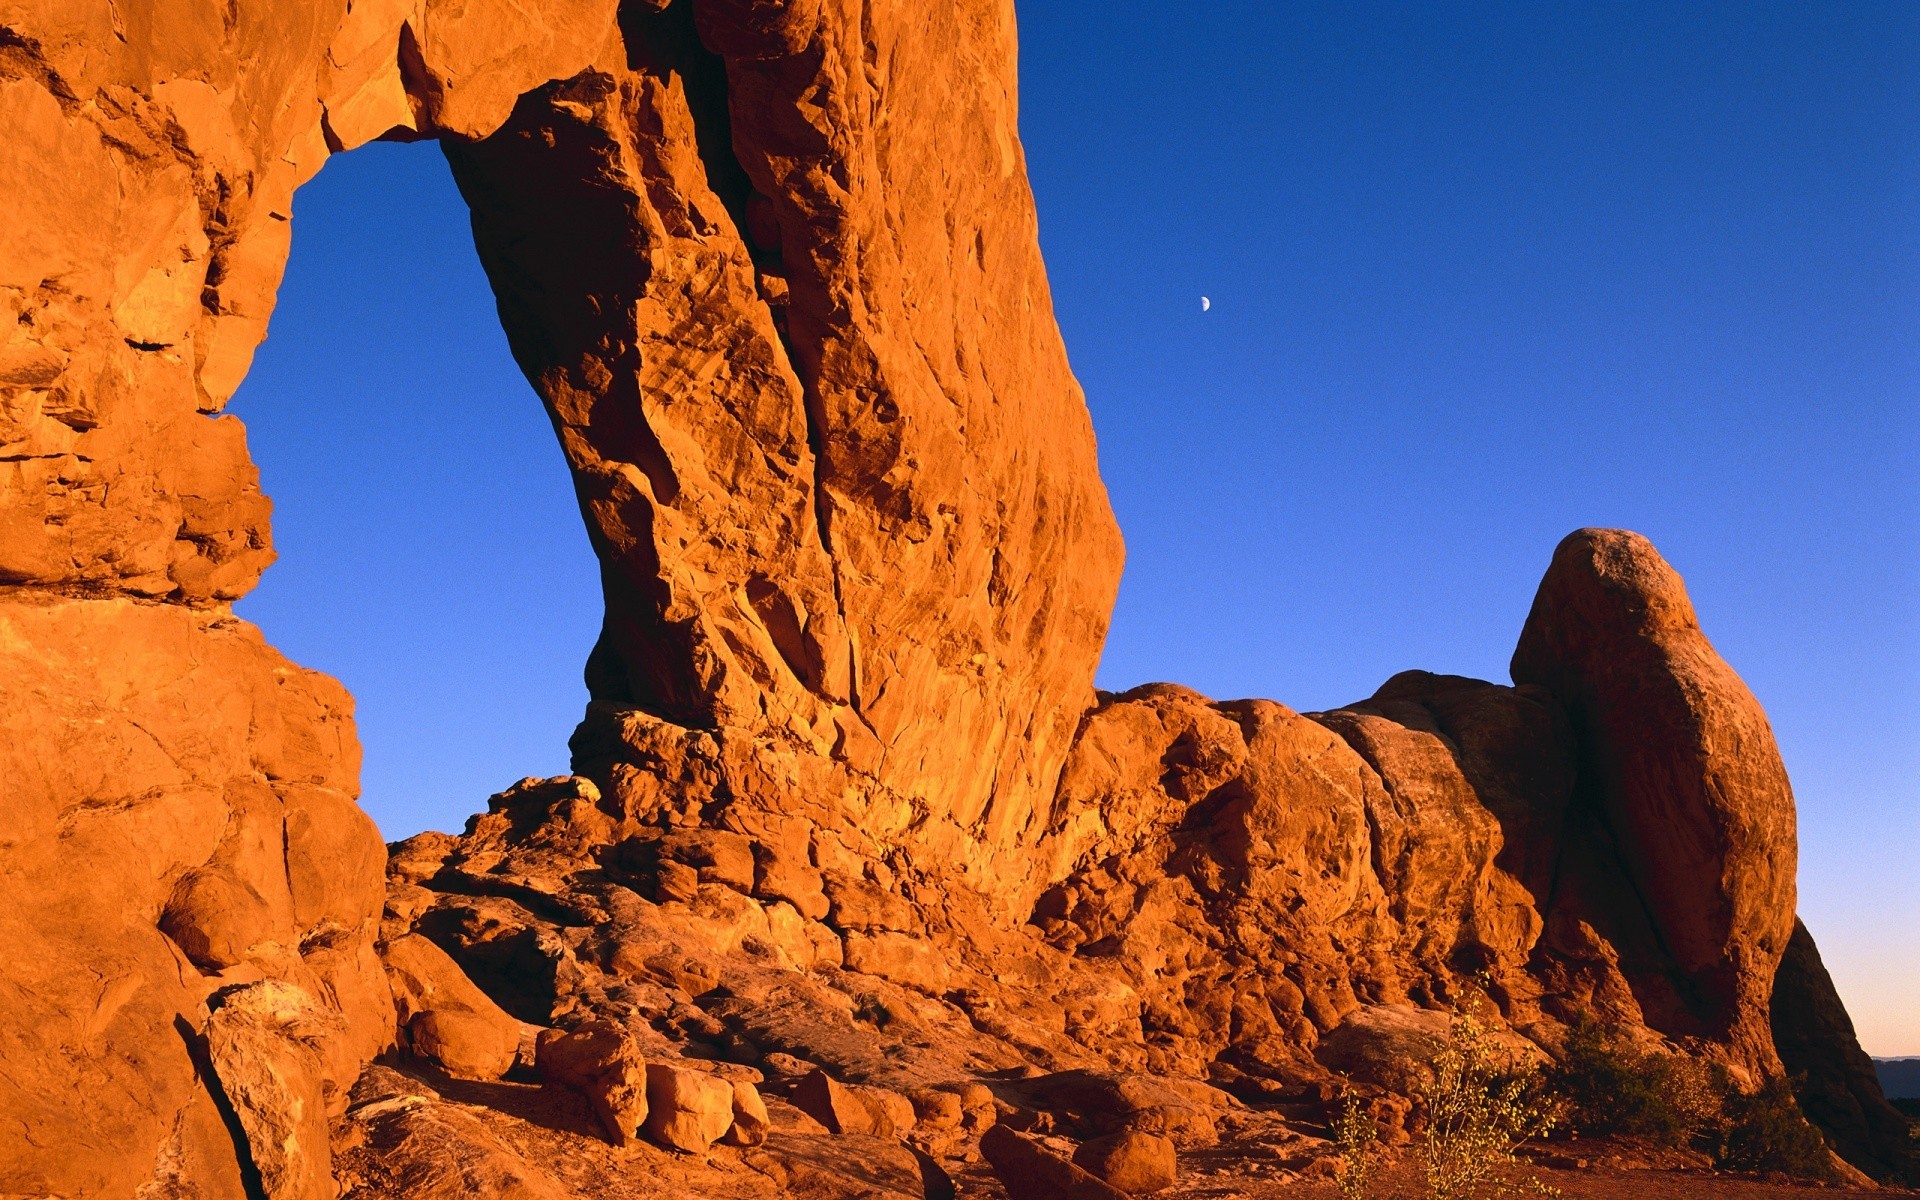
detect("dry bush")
(1548, 1018), (1837, 1182)
(1714, 1077), (1838, 1182)
(1417, 1002), (1560, 1200)
(1333, 1092), (1383, 1200)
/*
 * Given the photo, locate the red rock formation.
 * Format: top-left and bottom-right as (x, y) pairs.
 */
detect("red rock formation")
(2, 0), (1115, 1190)
(1513, 528), (1798, 1077)
(0, 599), (387, 1198)
(0, 0), (636, 1188)
(445, 0), (1122, 906)
(1771, 919), (1918, 1182)
(0, 0), (1894, 1192)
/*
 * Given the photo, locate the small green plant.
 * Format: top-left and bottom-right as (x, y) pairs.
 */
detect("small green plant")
(1544, 1018), (1844, 1182)
(1417, 1001), (1560, 1200)
(1548, 1017), (1723, 1147)
(1333, 1092), (1382, 1200)
(1714, 1076), (1837, 1181)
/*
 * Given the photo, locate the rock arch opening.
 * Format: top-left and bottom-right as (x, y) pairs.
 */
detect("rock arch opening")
(3, 0), (1908, 1194)
(230, 140), (600, 839)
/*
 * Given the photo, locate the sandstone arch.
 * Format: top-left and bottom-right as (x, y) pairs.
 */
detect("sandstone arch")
(1, 0), (1118, 1191)
(1, 1), (1906, 1195)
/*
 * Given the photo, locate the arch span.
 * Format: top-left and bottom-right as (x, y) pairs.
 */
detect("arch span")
(0, 0), (1118, 1192)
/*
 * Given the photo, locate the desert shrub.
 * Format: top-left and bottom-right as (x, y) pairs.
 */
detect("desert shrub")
(1714, 1076), (1838, 1181)
(1333, 1092), (1382, 1200)
(1418, 1003), (1560, 1199)
(1547, 1018), (1723, 1146)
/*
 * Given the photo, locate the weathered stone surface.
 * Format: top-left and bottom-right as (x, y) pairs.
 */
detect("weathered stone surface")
(1025, 673), (1584, 1078)
(1513, 528), (1798, 1075)
(0, 0), (624, 602)
(384, 933), (523, 1080)
(0, 598), (388, 1198)
(205, 980), (346, 1200)
(537, 1021), (652, 1146)
(1313, 1005), (1454, 1095)
(643, 1062), (737, 1151)
(791, 1070), (912, 1138)
(0, 0), (607, 1185)
(443, 0), (1122, 911)
(1072, 1130), (1177, 1195)
(333, 1067), (572, 1200)
(981, 1126), (1129, 1200)
(728, 1079), (772, 1147)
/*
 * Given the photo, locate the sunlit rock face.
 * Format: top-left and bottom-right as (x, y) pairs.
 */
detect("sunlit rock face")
(0, 0), (1897, 1195)
(443, 0), (1125, 909)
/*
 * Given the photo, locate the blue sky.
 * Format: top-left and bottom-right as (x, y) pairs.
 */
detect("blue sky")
(233, 2), (1917, 1051)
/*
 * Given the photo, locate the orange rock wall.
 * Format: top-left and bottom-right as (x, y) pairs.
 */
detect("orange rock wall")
(444, 1), (1122, 898)
(0, 0), (634, 1192)
(0, 599), (387, 1198)
(1, 0), (1118, 1191)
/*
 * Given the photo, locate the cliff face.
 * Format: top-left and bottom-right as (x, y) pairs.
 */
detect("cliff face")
(0, 1), (633, 1195)
(0, 1), (1899, 1197)
(442, 0), (1123, 906)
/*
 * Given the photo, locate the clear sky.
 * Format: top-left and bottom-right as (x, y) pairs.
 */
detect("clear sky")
(232, 2), (1918, 1052)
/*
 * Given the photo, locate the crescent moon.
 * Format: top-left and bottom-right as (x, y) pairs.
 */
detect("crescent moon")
(1201, 296), (1211, 312)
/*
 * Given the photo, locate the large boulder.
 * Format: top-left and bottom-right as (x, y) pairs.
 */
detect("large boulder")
(642, 1063), (736, 1152)
(383, 933), (524, 1080)
(536, 1022), (651, 1146)
(1512, 528), (1798, 1075)
(204, 981), (344, 1200)
(981, 1126), (1129, 1200)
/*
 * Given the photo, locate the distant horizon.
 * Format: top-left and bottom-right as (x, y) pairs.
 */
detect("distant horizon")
(232, 3), (1917, 1054)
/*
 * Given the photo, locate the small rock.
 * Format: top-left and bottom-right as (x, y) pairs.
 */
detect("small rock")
(1073, 1131), (1177, 1195)
(727, 1080), (771, 1146)
(959, 1082), (999, 1131)
(980, 1126), (1129, 1200)
(911, 1088), (965, 1130)
(536, 1022), (649, 1145)
(762, 1051), (816, 1078)
(791, 1068), (915, 1136)
(643, 1062), (737, 1152)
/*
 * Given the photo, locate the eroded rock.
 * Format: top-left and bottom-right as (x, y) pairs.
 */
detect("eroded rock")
(643, 1062), (736, 1152)
(1513, 528), (1798, 1075)
(537, 1021), (651, 1146)
(981, 1126), (1129, 1200)
(205, 981), (344, 1200)
(1072, 1130), (1177, 1195)
(384, 933), (524, 1080)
